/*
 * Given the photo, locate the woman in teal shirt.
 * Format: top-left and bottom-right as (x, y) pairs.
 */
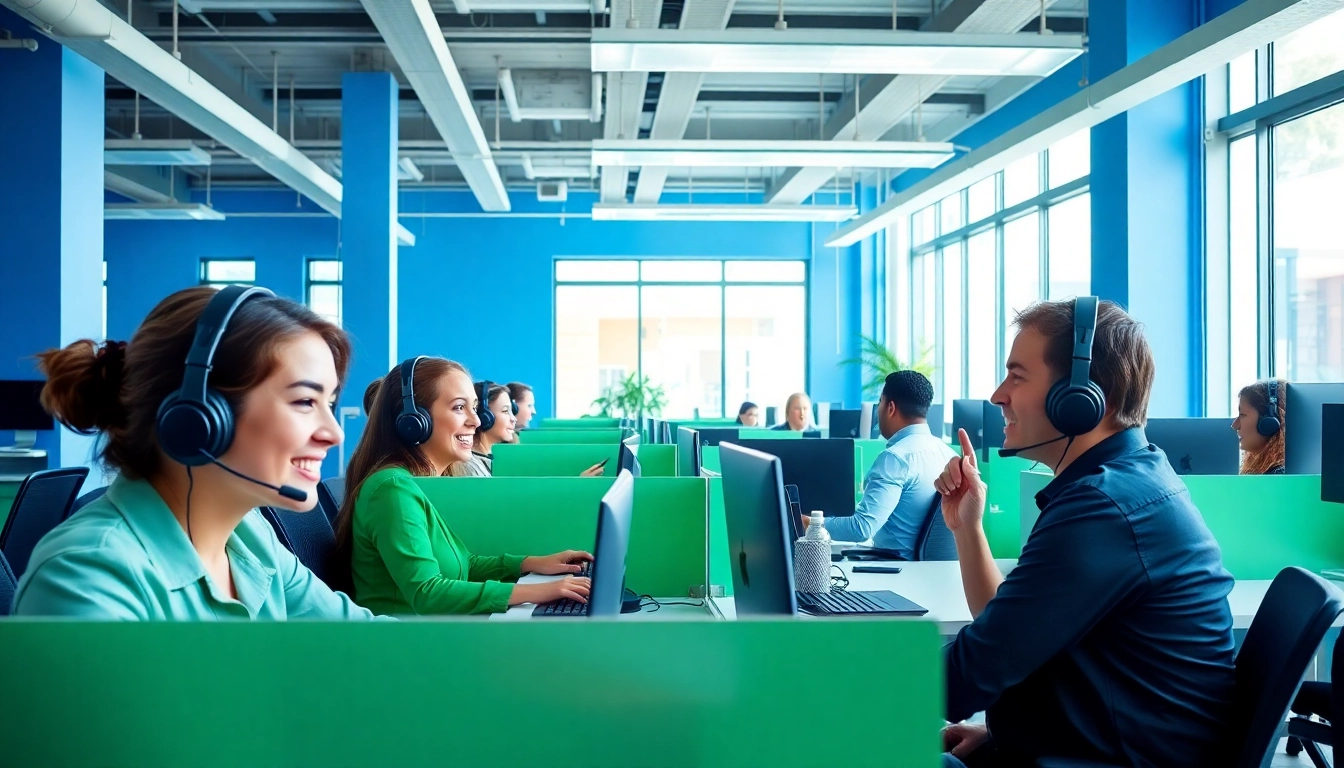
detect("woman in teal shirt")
(13, 286), (375, 621)
(335, 357), (591, 615)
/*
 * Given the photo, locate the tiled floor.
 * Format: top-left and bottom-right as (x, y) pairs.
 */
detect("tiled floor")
(1271, 737), (1332, 768)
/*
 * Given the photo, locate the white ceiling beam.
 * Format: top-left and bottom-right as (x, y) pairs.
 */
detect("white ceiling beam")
(827, 0), (1344, 247)
(600, 0), (664, 203)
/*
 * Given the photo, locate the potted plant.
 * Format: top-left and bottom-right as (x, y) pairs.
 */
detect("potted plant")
(591, 372), (667, 419)
(842, 334), (936, 398)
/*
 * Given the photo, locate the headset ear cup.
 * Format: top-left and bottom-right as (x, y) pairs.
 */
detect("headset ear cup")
(1257, 414), (1281, 438)
(475, 384), (495, 433)
(157, 392), (225, 467)
(396, 408), (432, 447)
(202, 388), (236, 458)
(1046, 380), (1106, 438)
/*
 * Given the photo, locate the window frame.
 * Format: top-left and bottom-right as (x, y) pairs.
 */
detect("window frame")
(305, 258), (343, 328)
(198, 258), (257, 289)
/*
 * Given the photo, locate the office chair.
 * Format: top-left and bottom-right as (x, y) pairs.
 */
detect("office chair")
(1285, 633), (1344, 768)
(0, 549), (16, 616)
(914, 495), (957, 561)
(259, 505), (337, 587)
(316, 478), (345, 527)
(70, 485), (108, 515)
(1037, 566), (1344, 768)
(0, 466), (89, 577)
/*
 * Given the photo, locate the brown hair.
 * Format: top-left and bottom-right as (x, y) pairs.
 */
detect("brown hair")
(362, 379), (382, 416)
(1013, 298), (1154, 430)
(332, 357), (470, 592)
(506, 382), (532, 403)
(37, 286), (350, 480)
(1238, 379), (1288, 475)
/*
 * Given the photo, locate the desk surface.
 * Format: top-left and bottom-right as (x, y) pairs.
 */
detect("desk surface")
(709, 560), (1277, 636)
(493, 573), (711, 620)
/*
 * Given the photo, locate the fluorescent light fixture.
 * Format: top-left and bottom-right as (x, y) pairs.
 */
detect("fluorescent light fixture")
(104, 139), (212, 166)
(591, 29), (1084, 76)
(397, 157), (425, 182)
(592, 139), (954, 169)
(104, 203), (226, 221)
(521, 155), (596, 180)
(592, 203), (856, 222)
(498, 69), (603, 122)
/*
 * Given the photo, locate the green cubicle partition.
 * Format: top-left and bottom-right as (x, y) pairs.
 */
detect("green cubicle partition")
(0, 620), (942, 768)
(418, 477), (706, 597)
(537, 417), (621, 428)
(518, 429), (625, 445)
(979, 453), (1038, 559)
(1018, 471), (1344, 579)
(492, 444), (676, 478)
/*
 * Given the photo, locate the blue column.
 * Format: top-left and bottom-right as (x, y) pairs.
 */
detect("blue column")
(338, 72), (399, 475)
(0, 12), (105, 477)
(809, 188), (863, 408)
(1089, 0), (1204, 416)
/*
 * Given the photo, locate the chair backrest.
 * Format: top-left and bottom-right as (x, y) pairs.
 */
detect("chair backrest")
(1230, 566), (1344, 768)
(0, 549), (16, 617)
(259, 506), (337, 587)
(914, 495), (957, 561)
(71, 485), (108, 515)
(0, 467), (90, 577)
(317, 478), (344, 527)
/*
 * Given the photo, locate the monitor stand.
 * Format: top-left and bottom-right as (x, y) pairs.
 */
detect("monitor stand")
(0, 431), (39, 453)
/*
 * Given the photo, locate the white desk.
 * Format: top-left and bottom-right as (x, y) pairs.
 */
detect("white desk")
(709, 560), (1280, 637)
(492, 573), (712, 621)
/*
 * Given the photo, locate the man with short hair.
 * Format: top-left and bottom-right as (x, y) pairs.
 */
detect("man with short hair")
(814, 370), (956, 559)
(937, 298), (1235, 767)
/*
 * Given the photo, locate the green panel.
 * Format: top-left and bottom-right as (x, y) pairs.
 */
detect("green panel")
(417, 477), (707, 597)
(0, 620), (942, 768)
(708, 476), (731, 596)
(703, 446), (722, 474)
(519, 429), (625, 445)
(737, 429), (802, 440)
(492, 444), (620, 477)
(537, 417), (621, 428)
(638, 444), (677, 477)
(0, 481), (18, 532)
(981, 454), (1037, 560)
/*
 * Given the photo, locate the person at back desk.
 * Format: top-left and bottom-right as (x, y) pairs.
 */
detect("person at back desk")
(806, 371), (955, 558)
(771, 392), (814, 432)
(935, 297), (1235, 768)
(1232, 378), (1288, 475)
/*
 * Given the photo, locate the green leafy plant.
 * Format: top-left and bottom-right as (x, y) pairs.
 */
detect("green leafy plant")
(841, 334), (936, 398)
(591, 373), (668, 419)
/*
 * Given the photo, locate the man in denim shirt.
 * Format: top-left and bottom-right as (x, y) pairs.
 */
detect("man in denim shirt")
(818, 371), (956, 559)
(936, 298), (1235, 767)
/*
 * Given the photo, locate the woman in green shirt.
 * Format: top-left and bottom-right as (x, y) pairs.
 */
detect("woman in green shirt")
(14, 285), (376, 621)
(336, 357), (591, 615)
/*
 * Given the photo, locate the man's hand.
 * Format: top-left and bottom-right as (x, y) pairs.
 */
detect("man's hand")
(942, 723), (990, 759)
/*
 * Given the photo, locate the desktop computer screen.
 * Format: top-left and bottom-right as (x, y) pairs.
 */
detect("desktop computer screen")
(927, 403), (945, 439)
(951, 400), (985, 449)
(676, 427), (701, 477)
(980, 401), (1005, 461)
(736, 438), (856, 519)
(619, 438), (641, 478)
(697, 427), (740, 447)
(828, 409), (862, 439)
(1286, 383), (1344, 475)
(1144, 418), (1241, 475)
(0, 380), (53, 431)
(1324, 404), (1343, 504)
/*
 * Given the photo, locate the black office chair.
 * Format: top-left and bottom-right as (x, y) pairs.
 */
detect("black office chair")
(1285, 632), (1344, 768)
(0, 549), (17, 616)
(316, 477), (344, 527)
(915, 495), (957, 561)
(259, 506), (337, 587)
(0, 466), (89, 577)
(1037, 567), (1344, 768)
(70, 485), (108, 514)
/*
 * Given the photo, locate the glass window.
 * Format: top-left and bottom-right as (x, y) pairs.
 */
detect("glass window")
(1047, 193), (1091, 300)
(641, 286), (723, 418)
(1002, 213), (1041, 363)
(725, 286), (807, 418)
(305, 259), (342, 327)
(1229, 51), (1257, 114)
(555, 286), (639, 417)
(641, 260), (722, 282)
(911, 251), (937, 361)
(940, 193), (963, 235)
(912, 205), (936, 246)
(725, 260), (806, 282)
(1003, 153), (1041, 207)
(941, 243), (964, 403)
(1048, 129), (1090, 189)
(1272, 8), (1344, 97)
(1229, 136), (1259, 404)
(967, 177), (996, 224)
(1271, 103), (1344, 382)
(966, 232), (997, 398)
(200, 259), (255, 287)
(556, 260), (639, 282)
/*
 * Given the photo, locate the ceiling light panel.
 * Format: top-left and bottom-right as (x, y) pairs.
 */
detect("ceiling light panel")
(104, 203), (226, 221)
(592, 139), (955, 168)
(104, 140), (213, 166)
(591, 203), (857, 222)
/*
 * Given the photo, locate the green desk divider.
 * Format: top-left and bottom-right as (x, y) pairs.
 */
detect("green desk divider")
(637, 444), (677, 477)
(738, 428), (802, 440)
(537, 417), (621, 428)
(1017, 472), (1344, 580)
(980, 453), (1037, 559)
(492, 444), (677, 478)
(519, 428), (625, 445)
(703, 445), (722, 474)
(0, 620), (942, 768)
(417, 477), (707, 597)
(709, 475), (730, 595)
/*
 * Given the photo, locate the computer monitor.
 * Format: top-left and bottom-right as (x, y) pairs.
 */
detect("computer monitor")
(981, 401), (1006, 461)
(659, 420), (673, 445)
(859, 402), (878, 440)
(736, 438), (855, 519)
(1323, 404), (1343, 504)
(927, 403), (945, 439)
(764, 406), (778, 427)
(1287, 383), (1344, 475)
(696, 427), (740, 447)
(1144, 418), (1241, 476)
(588, 469), (636, 617)
(619, 438), (642, 478)
(0, 380), (53, 431)
(676, 427), (701, 477)
(952, 400), (985, 449)
(718, 442), (798, 617)
(815, 402), (832, 431)
(828, 409), (862, 439)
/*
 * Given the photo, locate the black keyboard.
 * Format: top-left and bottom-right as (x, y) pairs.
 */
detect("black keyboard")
(530, 561), (592, 618)
(797, 589), (889, 615)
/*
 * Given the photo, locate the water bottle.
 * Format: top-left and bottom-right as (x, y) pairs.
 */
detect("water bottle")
(794, 511), (832, 593)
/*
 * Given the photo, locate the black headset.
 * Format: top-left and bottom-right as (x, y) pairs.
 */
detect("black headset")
(1257, 378), (1282, 437)
(395, 356), (433, 447)
(475, 380), (496, 432)
(157, 285), (274, 466)
(1044, 295), (1107, 438)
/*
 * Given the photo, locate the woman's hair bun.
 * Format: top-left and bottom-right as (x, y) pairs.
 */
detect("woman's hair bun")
(36, 339), (130, 435)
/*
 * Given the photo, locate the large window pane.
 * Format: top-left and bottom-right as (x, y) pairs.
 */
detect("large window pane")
(1229, 51), (1257, 113)
(1047, 193), (1091, 300)
(1272, 8), (1344, 96)
(940, 193), (963, 235)
(1229, 136), (1259, 405)
(967, 177), (996, 224)
(1003, 213), (1041, 363)
(1048, 129), (1090, 189)
(725, 286), (806, 419)
(1272, 103), (1344, 382)
(911, 251), (937, 361)
(913, 206), (936, 246)
(555, 286), (638, 417)
(556, 260), (639, 282)
(641, 286), (723, 418)
(1003, 154), (1041, 207)
(724, 260), (805, 282)
(308, 284), (342, 327)
(941, 243), (964, 403)
(201, 259), (255, 284)
(966, 232), (997, 398)
(641, 260), (722, 282)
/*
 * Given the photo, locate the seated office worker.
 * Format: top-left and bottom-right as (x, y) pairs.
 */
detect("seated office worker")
(14, 286), (376, 620)
(936, 297), (1235, 768)
(771, 392), (814, 432)
(818, 371), (956, 557)
(507, 381), (535, 432)
(447, 383), (515, 477)
(337, 357), (591, 615)
(1232, 378), (1288, 475)
(735, 401), (760, 427)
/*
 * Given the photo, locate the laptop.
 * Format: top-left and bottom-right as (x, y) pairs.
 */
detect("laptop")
(719, 442), (928, 617)
(533, 469), (635, 617)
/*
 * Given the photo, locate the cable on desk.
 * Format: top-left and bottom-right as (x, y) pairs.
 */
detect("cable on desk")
(829, 564), (850, 591)
(638, 595), (706, 612)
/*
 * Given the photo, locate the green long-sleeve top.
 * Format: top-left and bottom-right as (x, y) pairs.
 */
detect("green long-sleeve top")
(350, 466), (525, 615)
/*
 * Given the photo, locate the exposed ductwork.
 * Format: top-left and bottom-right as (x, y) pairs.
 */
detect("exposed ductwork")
(4, 0), (344, 215)
(600, 0), (664, 203)
(360, 0), (510, 211)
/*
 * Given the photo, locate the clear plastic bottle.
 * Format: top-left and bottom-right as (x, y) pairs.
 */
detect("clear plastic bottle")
(805, 511), (830, 542)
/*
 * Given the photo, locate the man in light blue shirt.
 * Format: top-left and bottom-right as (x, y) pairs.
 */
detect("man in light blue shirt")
(820, 370), (956, 558)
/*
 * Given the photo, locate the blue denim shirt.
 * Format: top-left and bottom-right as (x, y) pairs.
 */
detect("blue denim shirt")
(945, 427), (1236, 767)
(824, 423), (957, 558)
